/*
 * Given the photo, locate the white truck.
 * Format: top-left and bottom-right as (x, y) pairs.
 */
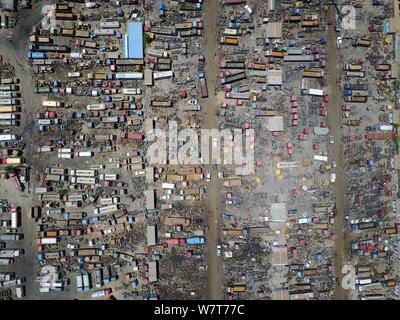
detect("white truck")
(93, 204), (119, 215)
(0, 258), (14, 265)
(99, 197), (119, 205)
(99, 174), (118, 181)
(70, 169), (97, 177)
(0, 249), (24, 258)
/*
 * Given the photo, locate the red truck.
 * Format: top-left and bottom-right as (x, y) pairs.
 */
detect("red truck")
(200, 78), (208, 98)
(165, 238), (186, 246)
(9, 174), (22, 191)
(120, 133), (144, 140)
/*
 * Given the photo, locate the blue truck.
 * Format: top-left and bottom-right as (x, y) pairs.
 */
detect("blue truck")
(343, 83), (368, 90)
(346, 172), (361, 178)
(186, 237), (205, 244)
(27, 52), (45, 59)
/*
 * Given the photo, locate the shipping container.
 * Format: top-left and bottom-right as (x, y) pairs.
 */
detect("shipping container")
(151, 100), (172, 108)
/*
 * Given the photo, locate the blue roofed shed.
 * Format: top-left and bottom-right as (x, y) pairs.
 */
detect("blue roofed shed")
(123, 22), (143, 59)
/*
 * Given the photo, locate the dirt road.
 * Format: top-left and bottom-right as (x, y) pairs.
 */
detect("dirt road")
(326, 23), (347, 300)
(0, 0), (68, 299)
(202, 0), (222, 300)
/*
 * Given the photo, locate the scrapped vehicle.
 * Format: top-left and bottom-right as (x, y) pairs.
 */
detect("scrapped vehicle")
(216, 245), (222, 257)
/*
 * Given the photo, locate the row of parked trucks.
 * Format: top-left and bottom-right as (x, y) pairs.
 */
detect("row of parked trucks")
(0, 78), (21, 129)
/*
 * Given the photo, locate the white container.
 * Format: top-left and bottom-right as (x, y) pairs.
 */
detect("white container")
(68, 72), (81, 78)
(161, 183), (175, 189)
(11, 211), (18, 229)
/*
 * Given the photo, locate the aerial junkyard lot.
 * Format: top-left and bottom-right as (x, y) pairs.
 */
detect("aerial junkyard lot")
(0, 0), (399, 301)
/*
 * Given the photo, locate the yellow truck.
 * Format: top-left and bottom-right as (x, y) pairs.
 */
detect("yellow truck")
(186, 173), (203, 181)
(265, 50), (285, 58)
(184, 188), (202, 195)
(77, 249), (98, 256)
(223, 229), (243, 236)
(227, 285), (246, 293)
(220, 37), (238, 45)
(166, 174), (184, 182)
(87, 73), (107, 80)
(302, 70), (324, 78)
(223, 179), (242, 187)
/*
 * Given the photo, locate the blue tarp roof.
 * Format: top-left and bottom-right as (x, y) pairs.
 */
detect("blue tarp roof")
(186, 237), (205, 244)
(124, 22), (143, 59)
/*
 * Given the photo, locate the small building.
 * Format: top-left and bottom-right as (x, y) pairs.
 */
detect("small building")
(144, 69), (153, 86)
(147, 225), (157, 246)
(145, 167), (155, 183)
(145, 189), (155, 210)
(148, 261), (158, 282)
(123, 22), (144, 59)
(0, 0), (16, 11)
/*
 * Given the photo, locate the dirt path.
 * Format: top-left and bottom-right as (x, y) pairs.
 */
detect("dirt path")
(202, 0), (222, 300)
(326, 22), (347, 300)
(0, 0), (58, 299)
